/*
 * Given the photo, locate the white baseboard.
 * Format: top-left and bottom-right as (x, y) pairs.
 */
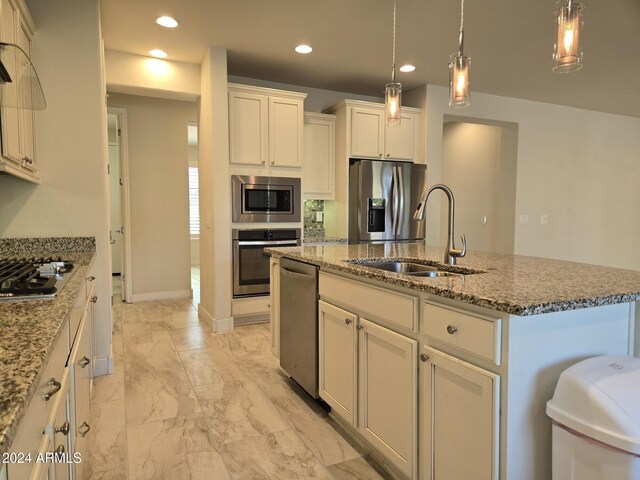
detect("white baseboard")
(93, 355), (113, 376)
(130, 289), (192, 303)
(198, 303), (234, 333)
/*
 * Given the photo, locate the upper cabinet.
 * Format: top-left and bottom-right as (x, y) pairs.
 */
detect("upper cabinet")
(328, 100), (422, 163)
(228, 83), (306, 169)
(303, 112), (335, 199)
(0, 0), (38, 183)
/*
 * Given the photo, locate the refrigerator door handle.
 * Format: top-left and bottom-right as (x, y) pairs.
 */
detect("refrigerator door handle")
(391, 164), (397, 236)
(397, 165), (405, 237)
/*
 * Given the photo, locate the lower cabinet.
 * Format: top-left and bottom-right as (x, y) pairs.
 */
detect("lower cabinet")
(318, 300), (418, 479)
(269, 258), (280, 357)
(419, 346), (500, 480)
(46, 369), (72, 480)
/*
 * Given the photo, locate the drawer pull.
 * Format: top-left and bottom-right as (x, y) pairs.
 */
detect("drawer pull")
(55, 421), (70, 436)
(345, 318), (352, 325)
(91, 295), (98, 303)
(419, 353), (430, 362)
(446, 325), (458, 335)
(55, 445), (65, 454)
(356, 324), (363, 331)
(43, 378), (62, 401)
(78, 421), (91, 437)
(87, 275), (95, 282)
(79, 356), (91, 368)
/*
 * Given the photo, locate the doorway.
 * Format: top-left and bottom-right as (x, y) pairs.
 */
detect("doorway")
(188, 122), (200, 305)
(441, 117), (518, 254)
(107, 108), (132, 302)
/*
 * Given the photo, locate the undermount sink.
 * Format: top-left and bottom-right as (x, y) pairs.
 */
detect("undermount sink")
(349, 260), (485, 278)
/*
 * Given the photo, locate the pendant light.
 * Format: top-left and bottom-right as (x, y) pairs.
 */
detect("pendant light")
(385, 2), (401, 126)
(553, 0), (584, 73)
(448, 0), (470, 108)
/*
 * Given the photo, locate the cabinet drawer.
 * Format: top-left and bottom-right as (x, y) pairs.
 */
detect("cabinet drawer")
(319, 273), (418, 332)
(423, 301), (502, 365)
(7, 326), (68, 479)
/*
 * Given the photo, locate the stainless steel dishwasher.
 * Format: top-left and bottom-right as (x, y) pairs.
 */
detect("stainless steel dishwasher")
(279, 257), (319, 399)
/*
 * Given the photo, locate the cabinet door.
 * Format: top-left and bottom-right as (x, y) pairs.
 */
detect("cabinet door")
(0, 0), (22, 165)
(318, 300), (357, 425)
(229, 90), (268, 165)
(350, 107), (384, 159)
(385, 112), (417, 161)
(70, 311), (93, 463)
(303, 114), (335, 199)
(48, 369), (72, 480)
(420, 346), (500, 480)
(268, 96), (303, 167)
(358, 318), (417, 479)
(270, 258), (280, 357)
(17, 21), (36, 173)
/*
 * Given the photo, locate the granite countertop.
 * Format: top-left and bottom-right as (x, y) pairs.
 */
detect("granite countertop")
(302, 236), (348, 244)
(266, 242), (640, 316)
(0, 237), (95, 457)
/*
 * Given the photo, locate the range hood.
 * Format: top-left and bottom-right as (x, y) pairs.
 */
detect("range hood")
(0, 42), (46, 110)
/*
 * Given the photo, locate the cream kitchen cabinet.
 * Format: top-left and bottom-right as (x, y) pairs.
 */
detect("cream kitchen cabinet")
(0, 0), (38, 182)
(419, 346), (500, 480)
(269, 258), (280, 357)
(328, 100), (420, 162)
(318, 300), (357, 425)
(46, 369), (72, 480)
(318, 272), (418, 479)
(303, 112), (335, 199)
(228, 84), (306, 168)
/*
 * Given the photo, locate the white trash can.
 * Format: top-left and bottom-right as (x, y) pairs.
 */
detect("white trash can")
(546, 355), (640, 480)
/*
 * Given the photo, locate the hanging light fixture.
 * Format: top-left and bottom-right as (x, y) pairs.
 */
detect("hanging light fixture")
(385, 2), (401, 126)
(448, 0), (470, 108)
(553, 0), (584, 72)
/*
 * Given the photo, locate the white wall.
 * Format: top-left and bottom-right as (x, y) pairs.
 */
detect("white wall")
(107, 93), (197, 299)
(422, 84), (640, 270)
(0, 0), (111, 367)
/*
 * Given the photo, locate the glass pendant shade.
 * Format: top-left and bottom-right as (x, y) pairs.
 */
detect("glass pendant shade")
(553, 1), (583, 72)
(386, 82), (402, 126)
(449, 53), (470, 108)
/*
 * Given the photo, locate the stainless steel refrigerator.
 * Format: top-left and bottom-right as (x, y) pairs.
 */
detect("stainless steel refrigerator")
(349, 159), (427, 243)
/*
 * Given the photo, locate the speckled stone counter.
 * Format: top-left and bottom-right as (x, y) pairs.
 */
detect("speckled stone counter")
(0, 237), (96, 457)
(265, 243), (640, 316)
(302, 236), (348, 245)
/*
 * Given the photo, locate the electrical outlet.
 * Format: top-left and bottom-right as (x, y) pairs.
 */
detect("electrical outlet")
(316, 212), (323, 222)
(540, 214), (548, 224)
(519, 215), (529, 225)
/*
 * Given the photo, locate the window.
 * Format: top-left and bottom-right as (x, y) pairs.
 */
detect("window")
(188, 166), (199, 235)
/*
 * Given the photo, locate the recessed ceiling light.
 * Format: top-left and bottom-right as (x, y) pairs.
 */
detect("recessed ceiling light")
(399, 64), (416, 73)
(156, 16), (179, 28)
(295, 44), (313, 54)
(149, 49), (168, 58)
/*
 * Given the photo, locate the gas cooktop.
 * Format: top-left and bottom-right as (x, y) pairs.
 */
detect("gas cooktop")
(0, 257), (74, 301)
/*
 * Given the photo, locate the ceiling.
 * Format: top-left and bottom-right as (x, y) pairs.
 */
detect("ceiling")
(100, 0), (640, 118)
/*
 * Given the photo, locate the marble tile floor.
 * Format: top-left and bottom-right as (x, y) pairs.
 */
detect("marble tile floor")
(86, 297), (391, 479)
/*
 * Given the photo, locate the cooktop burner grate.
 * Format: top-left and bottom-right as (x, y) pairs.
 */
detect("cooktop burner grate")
(0, 257), (74, 299)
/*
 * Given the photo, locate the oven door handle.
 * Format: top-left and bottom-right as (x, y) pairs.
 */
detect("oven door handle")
(236, 240), (299, 246)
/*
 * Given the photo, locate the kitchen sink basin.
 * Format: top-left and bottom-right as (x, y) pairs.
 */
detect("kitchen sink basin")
(348, 260), (484, 278)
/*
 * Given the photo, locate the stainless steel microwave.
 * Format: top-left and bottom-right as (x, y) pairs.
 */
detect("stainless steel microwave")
(231, 175), (301, 223)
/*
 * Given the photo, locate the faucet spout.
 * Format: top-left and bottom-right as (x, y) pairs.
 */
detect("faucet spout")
(413, 184), (467, 265)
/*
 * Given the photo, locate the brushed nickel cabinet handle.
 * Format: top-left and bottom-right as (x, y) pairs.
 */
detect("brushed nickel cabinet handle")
(78, 421), (91, 437)
(345, 318), (352, 325)
(87, 276), (95, 281)
(356, 324), (363, 331)
(43, 378), (62, 401)
(91, 295), (98, 303)
(79, 356), (91, 368)
(55, 445), (65, 454)
(419, 353), (430, 362)
(270, 161), (275, 165)
(447, 325), (458, 335)
(55, 421), (70, 436)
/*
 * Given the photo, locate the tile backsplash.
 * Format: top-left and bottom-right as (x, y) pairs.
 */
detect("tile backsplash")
(303, 200), (325, 237)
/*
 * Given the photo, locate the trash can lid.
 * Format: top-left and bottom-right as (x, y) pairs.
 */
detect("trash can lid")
(546, 355), (640, 455)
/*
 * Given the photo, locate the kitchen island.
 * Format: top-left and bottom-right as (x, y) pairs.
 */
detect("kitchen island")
(0, 237), (97, 479)
(266, 242), (640, 480)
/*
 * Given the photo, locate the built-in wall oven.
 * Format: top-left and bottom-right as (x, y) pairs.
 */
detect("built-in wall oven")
(231, 175), (301, 223)
(232, 228), (301, 298)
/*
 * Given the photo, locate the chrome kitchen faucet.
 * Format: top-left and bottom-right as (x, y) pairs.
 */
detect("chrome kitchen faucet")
(413, 184), (466, 265)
